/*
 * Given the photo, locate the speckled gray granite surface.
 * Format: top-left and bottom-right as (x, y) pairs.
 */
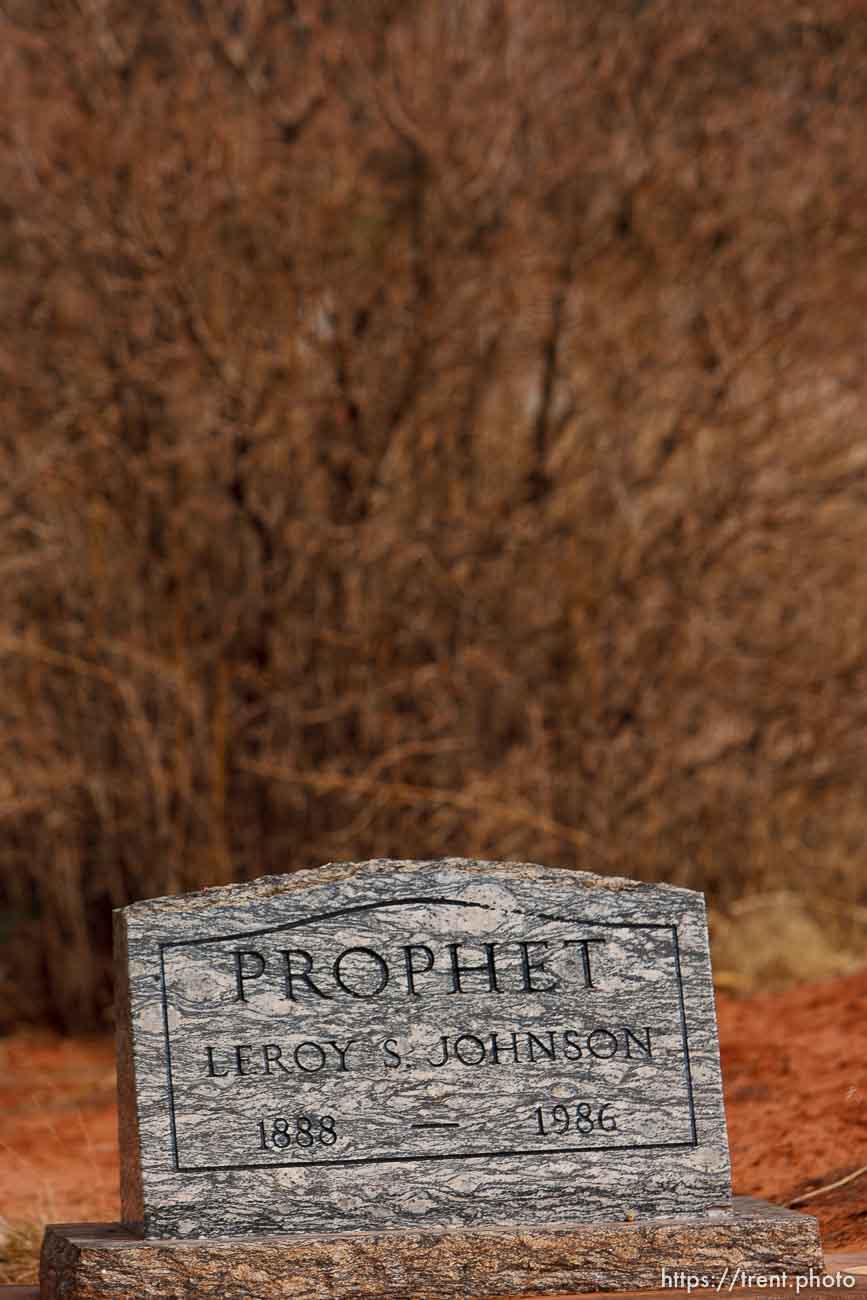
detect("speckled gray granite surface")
(114, 859), (731, 1239)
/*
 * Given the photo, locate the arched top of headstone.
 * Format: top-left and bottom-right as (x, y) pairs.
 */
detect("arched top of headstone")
(122, 856), (703, 926)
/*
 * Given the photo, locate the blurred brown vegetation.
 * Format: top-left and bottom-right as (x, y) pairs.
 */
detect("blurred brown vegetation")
(1, 0), (867, 1030)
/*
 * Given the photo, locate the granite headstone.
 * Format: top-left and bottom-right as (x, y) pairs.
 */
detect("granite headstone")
(39, 858), (822, 1299)
(113, 857), (730, 1237)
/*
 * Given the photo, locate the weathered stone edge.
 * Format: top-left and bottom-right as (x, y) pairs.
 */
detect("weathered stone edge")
(40, 1199), (822, 1300)
(118, 857), (704, 921)
(113, 905), (144, 1230)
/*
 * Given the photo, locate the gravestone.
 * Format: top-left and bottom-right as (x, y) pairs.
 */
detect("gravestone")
(40, 858), (822, 1298)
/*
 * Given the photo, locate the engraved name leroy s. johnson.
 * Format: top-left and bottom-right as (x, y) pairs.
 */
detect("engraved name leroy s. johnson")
(204, 935), (653, 1081)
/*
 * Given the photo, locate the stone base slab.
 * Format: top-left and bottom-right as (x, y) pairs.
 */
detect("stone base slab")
(40, 1198), (821, 1300)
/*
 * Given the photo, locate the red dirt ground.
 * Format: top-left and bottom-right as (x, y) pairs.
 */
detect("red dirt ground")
(1, 968), (865, 1274)
(717, 967), (867, 1249)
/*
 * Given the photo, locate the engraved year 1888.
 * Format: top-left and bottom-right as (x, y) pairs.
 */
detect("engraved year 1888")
(257, 1115), (338, 1150)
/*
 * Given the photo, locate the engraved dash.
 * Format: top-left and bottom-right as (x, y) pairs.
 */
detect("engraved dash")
(411, 1122), (460, 1129)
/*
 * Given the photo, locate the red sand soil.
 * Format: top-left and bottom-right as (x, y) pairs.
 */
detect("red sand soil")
(0, 1035), (118, 1229)
(1, 969), (865, 1256)
(717, 966), (867, 1249)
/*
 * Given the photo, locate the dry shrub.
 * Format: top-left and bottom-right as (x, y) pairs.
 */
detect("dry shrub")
(1, 0), (867, 1028)
(711, 895), (867, 993)
(0, 1219), (41, 1285)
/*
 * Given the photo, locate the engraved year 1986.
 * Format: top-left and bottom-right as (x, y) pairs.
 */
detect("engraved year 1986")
(534, 1103), (616, 1136)
(257, 1115), (338, 1150)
